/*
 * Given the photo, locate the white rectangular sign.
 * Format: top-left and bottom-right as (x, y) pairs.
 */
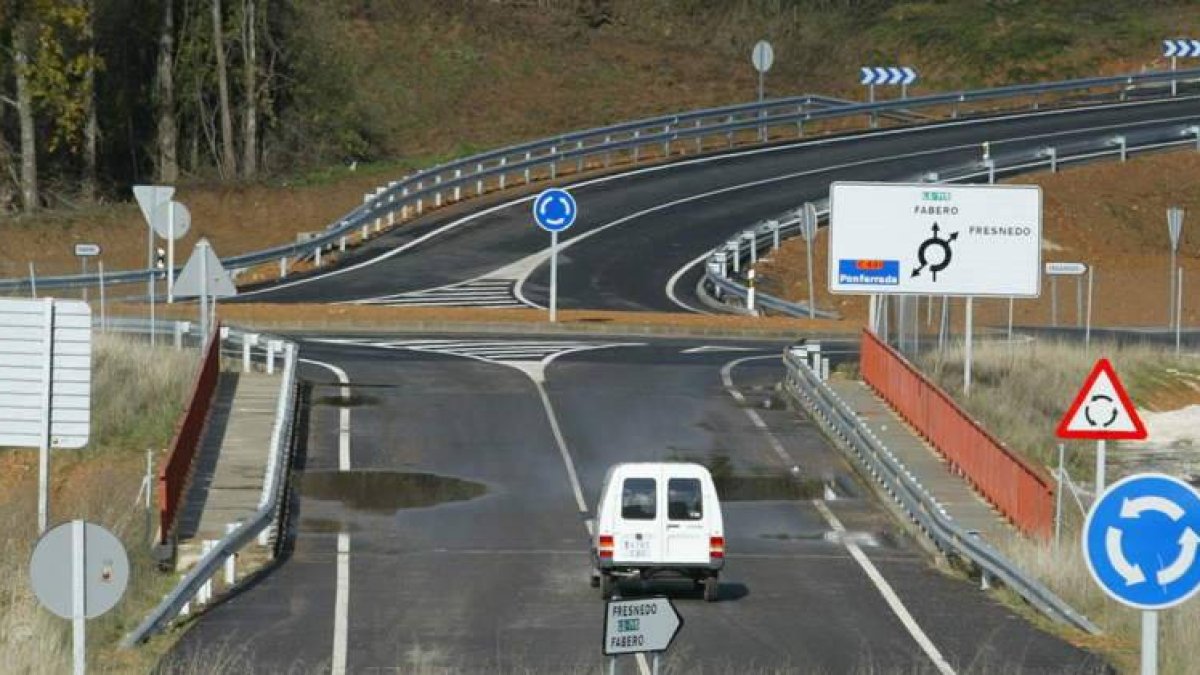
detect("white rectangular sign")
(0, 299), (92, 449)
(73, 244), (101, 258)
(603, 597), (682, 655)
(1045, 262), (1087, 276)
(828, 182), (1042, 297)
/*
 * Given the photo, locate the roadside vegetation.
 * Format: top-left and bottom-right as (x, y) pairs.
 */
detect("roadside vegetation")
(0, 334), (197, 673)
(917, 338), (1200, 673)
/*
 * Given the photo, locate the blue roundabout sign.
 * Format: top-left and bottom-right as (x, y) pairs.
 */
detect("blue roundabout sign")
(1083, 473), (1200, 610)
(533, 188), (577, 233)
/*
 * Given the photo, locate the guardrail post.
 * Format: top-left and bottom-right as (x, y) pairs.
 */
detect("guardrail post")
(224, 523), (237, 585)
(745, 232), (758, 265)
(603, 135), (611, 167)
(314, 245), (323, 268)
(434, 175), (443, 207)
(771, 220), (781, 250)
(339, 237), (346, 253)
(984, 158), (995, 184)
(729, 241), (741, 274)
(242, 334), (255, 372)
(953, 95), (963, 119)
(550, 146), (557, 180)
(663, 128), (671, 159)
(416, 181), (424, 214)
(200, 540), (215, 603)
(401, 187), (410, 220)
(1114, 135), (1127, 162)
(178, 575), (190, 617)
(453, 169), (462, 201)
(632, 130), (641, 163)
(499, 158), (507, 190)
(475, 163), (484, 195)
(524, 152), (531, 184)
(174, 321), (186, 350)
(576, 140), (584, 173)
(266, 340), (279, 374)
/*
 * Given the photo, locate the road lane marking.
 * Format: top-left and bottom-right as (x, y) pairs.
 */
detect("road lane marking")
(333, 532), (350, 675)
(300, 358), (352, 471)
(665, 249), (714, 314)
(813, 500), (955, 675)
(721, 355), (794, 467)
(721, 355), (954, 674)
(241, 97), (1196, 301)
(299, 358), (353, 675)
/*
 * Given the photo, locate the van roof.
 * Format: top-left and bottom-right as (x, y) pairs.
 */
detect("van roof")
(607, 462), (711, 474)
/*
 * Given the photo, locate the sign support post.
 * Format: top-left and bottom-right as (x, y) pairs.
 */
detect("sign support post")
(1177, 266), (1184, 356)
(167, 202), (176, 303)
(964, 297), (974, 397)
(1055, 442), (1066, 545)
(1143, 610), (1158, 675)
(38, 298), (54, 534)
(532, 189), (577, 322)
(550, 229), (559, 322)
(751, 41), (774, 143)
(199, 240), (209, 346)
(72, 519), (86, 675)
(1095, 439), (1106, 497)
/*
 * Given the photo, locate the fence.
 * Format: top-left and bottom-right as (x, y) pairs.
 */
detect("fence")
(156, 322), (222, 546)
(859, 329), (1054, 538)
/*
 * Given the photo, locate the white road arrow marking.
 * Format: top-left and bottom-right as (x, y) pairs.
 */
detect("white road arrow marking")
(1106, 527), (1147, 586)
(682, 345), (764, 354)
(1121, 495), (1185, 521)
(1158, 528), (1200, 586)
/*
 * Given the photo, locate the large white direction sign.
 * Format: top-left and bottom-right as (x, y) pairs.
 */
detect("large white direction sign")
(603, 597), (682, 655)
(828, 182), (1042, 297)
(0, 298), (92, 449)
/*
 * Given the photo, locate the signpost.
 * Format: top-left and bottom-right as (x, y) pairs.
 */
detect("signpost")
(828, 181), (1042, 395)
(603, 597), (683, 673)
(30, 520), (129, 675)
(1045, 261), (1088, 327)
(173, 238), (237, 346)
(751, 40), (774, 141)
(1083, 473), (1200, 674)
(0, 298), (92, 533)
(532, 188), (578, 322)
(1167, 206), (1184, 330)
(73, 244), (101, 302)
(1163, 39), (1200, 96)
(801, 202), (818, 319)
(1056, 358), (1148, 498)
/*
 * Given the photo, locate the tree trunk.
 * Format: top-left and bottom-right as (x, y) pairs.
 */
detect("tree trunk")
(240, 0), (257, 178)
(13, 20), (38, 213)
(82, 0), (99, 202)
(212, 0), (236, 179)
(156, 0), (179, 183)
(0, 98), (16, 213)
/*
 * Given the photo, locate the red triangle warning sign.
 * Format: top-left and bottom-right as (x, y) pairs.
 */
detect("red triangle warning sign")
(1056, 358), (1148, 440)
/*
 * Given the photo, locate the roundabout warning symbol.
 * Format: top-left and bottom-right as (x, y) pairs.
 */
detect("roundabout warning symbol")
(1056, 358), (1147, 440)
(1084, 473), (1200, 609)
(911, 222), (958, 282)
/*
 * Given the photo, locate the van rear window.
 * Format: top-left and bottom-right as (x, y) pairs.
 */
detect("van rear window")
(668, 478), (703, 521)
(621, 478), (656, 520)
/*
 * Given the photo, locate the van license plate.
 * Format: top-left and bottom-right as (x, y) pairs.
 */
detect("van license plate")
(621, 538), (650, 559)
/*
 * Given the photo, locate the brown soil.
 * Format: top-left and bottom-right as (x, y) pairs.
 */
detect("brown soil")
(758, 150), (1200, 328)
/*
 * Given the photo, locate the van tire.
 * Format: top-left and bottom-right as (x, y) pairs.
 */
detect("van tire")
(601, 573), (617, 599)
(703, 576), (719, 602)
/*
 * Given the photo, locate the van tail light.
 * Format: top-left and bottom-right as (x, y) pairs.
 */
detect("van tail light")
(599, 535), (614, 559)
(710, 536), (725, 559)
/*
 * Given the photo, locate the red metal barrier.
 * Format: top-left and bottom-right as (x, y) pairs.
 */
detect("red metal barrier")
(157, 325), (222, 545)
(859, 329), (1054, 539)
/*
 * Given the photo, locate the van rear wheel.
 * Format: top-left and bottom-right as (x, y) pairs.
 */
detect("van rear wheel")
(703, 576), (719, 602)
(600, 573), (617, 599)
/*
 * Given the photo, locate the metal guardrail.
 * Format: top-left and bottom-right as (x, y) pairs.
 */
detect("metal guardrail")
(705, 120), (1200, 316)
(781, 347), (1100, 634)
(120, 323), (299, 647)
(6, 67), (1200, 293)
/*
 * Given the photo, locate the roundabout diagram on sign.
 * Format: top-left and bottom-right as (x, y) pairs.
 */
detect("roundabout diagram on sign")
(911, 222), (958, 282)
(1084, 473), (1200, 610)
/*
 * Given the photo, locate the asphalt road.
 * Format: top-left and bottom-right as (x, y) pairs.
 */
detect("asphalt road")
(238, 96), (1200, 313)
(164, 336), (1104, 673)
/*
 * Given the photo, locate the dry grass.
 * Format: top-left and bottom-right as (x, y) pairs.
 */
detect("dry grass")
(916, 339), (1200, 478)
(0, 334), (199, 673)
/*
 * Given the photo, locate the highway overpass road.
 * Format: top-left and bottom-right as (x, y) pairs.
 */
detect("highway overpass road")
(238, 96), (1200, 313)
(164, 336), (1104, 673)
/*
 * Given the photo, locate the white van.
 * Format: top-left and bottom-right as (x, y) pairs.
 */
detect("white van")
(590, 462), (725, 601)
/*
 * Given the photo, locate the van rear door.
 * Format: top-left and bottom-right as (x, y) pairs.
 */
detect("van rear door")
(663, 476), (710, 564)
(613, 473), (663, 564)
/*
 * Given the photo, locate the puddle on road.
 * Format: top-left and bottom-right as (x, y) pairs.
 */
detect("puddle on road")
(311, 393), (380, 408)
(300, 470), (487, 513)
(668, 453), (824, 501)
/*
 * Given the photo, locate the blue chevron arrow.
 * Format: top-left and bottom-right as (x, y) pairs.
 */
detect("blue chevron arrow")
(1165, 39), (1179, 57)
(886, 67), (901, 84)
(860, 67), (874, 85)
(1190, 39), (1200, 57)
(874, 67), (889, 85)
(1165, 39), (1200, 58)
(901, 66), (918, 85)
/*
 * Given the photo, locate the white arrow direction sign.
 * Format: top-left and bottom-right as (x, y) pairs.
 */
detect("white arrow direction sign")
(603, 597), (683, 655)
(1106, 527), (1147, 586)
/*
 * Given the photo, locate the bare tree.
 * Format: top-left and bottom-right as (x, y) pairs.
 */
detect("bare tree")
(240, 0), (257, 178)
(13, 18), (38, 213)
(212, 0), (236, 178)
(82, 0), (98, 201)
(156, 0), (178, 183)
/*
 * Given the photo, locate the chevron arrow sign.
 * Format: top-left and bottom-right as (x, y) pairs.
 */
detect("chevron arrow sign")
(1164, 39), (1200, 58)
(860, 66), (918, 86)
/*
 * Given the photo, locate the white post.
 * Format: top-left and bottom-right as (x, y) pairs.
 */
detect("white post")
(1096, 439), (1107, 497)
(806, 227), (816, 320)
(868, 295), (878, 334)
(97, 260), (106, 329)
(224, 523), (237, 585)
(1142, 610), (1159, 675)
(747, 269), (757, 313)
(1177, 266), (1184, 356)
(167, 201), (176, 303)
(1051, 275), (1058, 326)
(267, 341), (277, 374)
(1172, 55), (1178, 97)
(29, 261), (37, 298)
(200, 540), (214, 603)
(1085, 266), (1094, 352)
(1055, 443), (1065, 546)
(550, 230), (559, 323)
(242, 336), (252, 372)
(39, 298), (54, 534)
(1007, 297), (1014, 341)
(772, 220), (780, 250)
(72, 519), (86, 675)
(652, 652), (661, 675)
(199, 242), (209, 347)
(81, 258), (89, 302)
(964, 297), (974, 397)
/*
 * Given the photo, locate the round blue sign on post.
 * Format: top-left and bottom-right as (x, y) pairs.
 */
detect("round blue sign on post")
(533, 188), (577, 233)
(1083, 473), (1200, 610)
